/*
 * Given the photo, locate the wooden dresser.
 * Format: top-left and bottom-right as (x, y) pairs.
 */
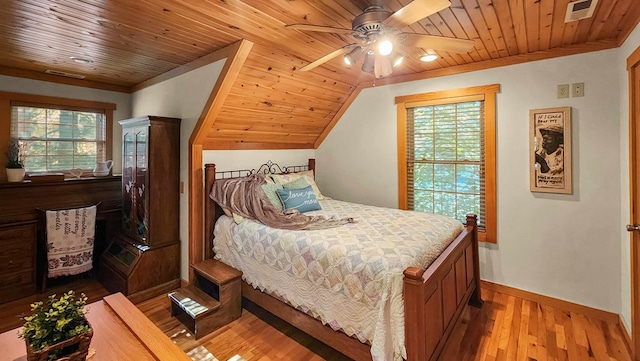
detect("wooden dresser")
(0, 177), (121, 304)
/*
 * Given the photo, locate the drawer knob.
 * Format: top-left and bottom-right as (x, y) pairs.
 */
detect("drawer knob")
(8, 260), (13, 265)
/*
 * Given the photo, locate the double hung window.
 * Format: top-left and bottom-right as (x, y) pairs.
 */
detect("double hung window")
(396, 84), (499, 243)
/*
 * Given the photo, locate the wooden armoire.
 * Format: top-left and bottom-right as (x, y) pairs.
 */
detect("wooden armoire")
(99, 116), (181, 303)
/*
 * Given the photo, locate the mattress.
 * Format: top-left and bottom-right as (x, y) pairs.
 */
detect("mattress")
(213, 199), (463, 361)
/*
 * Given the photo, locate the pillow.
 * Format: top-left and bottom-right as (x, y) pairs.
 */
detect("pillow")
(270, 170), (327, 200)
(283, 177), (310, 190)
(276, 185), (321, 213)
(261, 181), (284, 210)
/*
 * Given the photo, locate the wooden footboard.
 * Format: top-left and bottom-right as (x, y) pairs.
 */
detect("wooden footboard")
(404, 214), (482, 361)
(202, 160), (482, 361)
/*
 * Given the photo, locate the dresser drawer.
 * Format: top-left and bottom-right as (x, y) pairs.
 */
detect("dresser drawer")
(0, 269), (35, 286)
(0, 223), (36, 275)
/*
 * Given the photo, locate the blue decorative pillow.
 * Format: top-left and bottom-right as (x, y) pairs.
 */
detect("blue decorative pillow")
(276, 185), (321, 213)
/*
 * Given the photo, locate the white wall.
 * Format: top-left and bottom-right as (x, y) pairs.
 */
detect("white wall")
(0, 75), (132, 173)
(619, 25), (640, 335)
(131, 60), (225, 279)
(317, 49), (624, 313)
(202, 150), (315, 171)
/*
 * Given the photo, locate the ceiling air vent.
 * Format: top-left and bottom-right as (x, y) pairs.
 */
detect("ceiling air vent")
(565, 0), (599, 22)
(45, 69), (86, 79)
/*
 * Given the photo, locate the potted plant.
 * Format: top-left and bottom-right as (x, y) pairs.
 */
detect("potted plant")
(19, 291), (93, 361)
(5, 137), (25, 182)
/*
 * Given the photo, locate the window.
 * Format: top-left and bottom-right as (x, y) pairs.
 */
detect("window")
(1, 91), (116, 178)
(396, 84), (499, 243)
(12, 105), (107, 173)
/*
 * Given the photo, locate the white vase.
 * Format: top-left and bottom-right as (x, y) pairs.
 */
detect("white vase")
(6, 168), (25, 182)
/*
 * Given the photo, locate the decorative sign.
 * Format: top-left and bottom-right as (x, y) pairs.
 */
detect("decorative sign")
(529, 107), (572, 194)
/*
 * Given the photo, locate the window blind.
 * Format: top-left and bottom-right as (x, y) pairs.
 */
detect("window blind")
(406, 100), (486, 229)
(11, 105), (106, 173)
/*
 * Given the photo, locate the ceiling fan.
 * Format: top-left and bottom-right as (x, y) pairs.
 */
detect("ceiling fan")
(286, 0), (475, 78)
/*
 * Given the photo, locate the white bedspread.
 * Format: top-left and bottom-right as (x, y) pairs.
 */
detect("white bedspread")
(213, 199), (463, 361)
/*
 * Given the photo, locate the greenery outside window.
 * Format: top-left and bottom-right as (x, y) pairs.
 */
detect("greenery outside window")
(12, 104), (106, 173)
(396, 84), (499, 243)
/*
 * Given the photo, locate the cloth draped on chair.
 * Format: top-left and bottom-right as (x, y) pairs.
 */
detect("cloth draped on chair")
(45, 205), (97, 278)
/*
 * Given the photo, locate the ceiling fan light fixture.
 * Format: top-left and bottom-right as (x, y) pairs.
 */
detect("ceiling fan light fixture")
(69, 56), (93, 65)
(362, 51), (375, 73)
(343, 46), (363, 66)
(378, 39), (393, 56)
(420, 53), (439, 62)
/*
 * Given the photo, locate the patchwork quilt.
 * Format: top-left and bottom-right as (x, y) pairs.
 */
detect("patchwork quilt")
(213, 199), (463, 361)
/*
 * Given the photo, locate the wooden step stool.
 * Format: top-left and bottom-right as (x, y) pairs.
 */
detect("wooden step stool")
(168, 259), (242, 339)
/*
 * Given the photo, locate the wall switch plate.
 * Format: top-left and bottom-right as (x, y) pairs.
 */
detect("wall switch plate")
(557, 84), (569, 98)
(572, 82), (584, 97)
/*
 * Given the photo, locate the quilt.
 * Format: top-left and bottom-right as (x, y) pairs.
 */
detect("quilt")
(213, 199), (463, 361)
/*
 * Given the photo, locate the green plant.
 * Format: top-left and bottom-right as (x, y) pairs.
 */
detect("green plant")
(6, 137), (24, 169)
(19, 291), (91, 360)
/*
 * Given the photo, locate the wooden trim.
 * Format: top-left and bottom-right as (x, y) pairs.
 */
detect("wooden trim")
(102, 293), (191, 360)
(395, 84), (501, 104)
(189, 40), (254, 146)
(188, 40), (253, 283)
(628, 44), (640, 361)
(105, 109), (113, 163)
(396, 84), (500, 243)
(314, 83), (366, 148)
(365, 40), (617, 89)
(483, 90), (498, 243)
(397, 102), (408, 210)
(189, 143), (204, 283)
(0, 91), (117, 110)
(0, 66), (131, 93)
(481, 280), (619, 324)
(0, 98), (10, 182)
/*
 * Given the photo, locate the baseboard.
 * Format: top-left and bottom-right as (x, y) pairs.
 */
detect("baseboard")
(180, 278), (188, 288)
(480, 280), (618, 323)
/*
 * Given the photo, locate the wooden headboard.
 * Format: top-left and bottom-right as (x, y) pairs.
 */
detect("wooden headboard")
(203, 158), (315, 260)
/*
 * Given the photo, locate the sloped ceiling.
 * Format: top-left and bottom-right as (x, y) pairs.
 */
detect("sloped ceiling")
(1, 0), (638, 149)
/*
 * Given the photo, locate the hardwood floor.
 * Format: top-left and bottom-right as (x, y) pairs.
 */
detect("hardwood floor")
(0, 279), (632, 361)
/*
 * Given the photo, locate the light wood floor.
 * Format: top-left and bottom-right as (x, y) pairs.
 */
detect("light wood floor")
(0, 280), (632, 361)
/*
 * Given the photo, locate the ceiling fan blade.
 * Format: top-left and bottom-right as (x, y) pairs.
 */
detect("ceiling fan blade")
(285, 24), (353, 34)
(299, 45), (356, 72)
(384, 0), (452, 29)
(402, 33), (475, 53)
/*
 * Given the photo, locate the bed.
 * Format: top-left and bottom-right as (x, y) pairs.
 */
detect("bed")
(203, 159), (482, 361)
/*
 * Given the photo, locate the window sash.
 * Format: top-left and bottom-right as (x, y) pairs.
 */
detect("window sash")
(11, 105), (106, 174)
(406, 101), (486, 229)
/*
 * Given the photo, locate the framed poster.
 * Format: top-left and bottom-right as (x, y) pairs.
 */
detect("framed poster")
(529, 106), (572, 194)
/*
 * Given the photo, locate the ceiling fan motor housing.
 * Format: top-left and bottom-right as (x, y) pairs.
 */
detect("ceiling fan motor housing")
(352, 6), (391, 39)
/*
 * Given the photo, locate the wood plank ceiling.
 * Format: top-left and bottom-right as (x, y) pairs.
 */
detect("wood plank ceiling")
(0, 0), (638, 149)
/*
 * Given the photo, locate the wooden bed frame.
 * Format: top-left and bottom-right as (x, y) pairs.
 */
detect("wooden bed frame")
(202, 159), (483, 361)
